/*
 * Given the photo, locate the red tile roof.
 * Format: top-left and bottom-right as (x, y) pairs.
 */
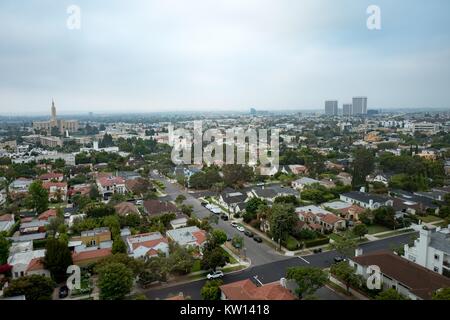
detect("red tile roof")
(72, 248), (112, 264)
(38, 209), (57, 221)
(43, 182), (67, 189)
(192, 230), (207, 246)
(131, 238), (168, 251)
(97, 176), (125, 187)
(320, 213), (343, 225)
(0, 214), (14, 222)
(26, 258), (45, 272)
(220, 279), (296, 300)
(39, 172), (63, 180)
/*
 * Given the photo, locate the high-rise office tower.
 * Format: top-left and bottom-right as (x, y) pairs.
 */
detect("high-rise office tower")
(324, 100), (338, 116)
(352, 97), (368, 115)
(343, 104), (352, 116)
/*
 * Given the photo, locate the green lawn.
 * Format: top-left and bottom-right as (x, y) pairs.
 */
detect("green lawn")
(367, 225), (391, 234)
(419, 215), (441, 223)
(329, 233), (344, 242)
(190, 260), (202, 273)
(221, 265), (246, 273)
(375, 228), (414, 239)
(221, 247), (238, 264)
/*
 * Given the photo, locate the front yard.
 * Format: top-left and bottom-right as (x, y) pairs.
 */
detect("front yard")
(367, 224), (391, 235)
(419, 215), (441, 223)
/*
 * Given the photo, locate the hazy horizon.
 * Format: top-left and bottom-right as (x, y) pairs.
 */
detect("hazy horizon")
(1, 0), (450, 114)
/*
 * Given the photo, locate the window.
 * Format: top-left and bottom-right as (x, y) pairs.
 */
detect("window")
(434, 254), (440, 260)
(434, 266), (439, 272)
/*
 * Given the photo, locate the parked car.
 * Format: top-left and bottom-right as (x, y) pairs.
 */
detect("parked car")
(220, 214), (229, 221)
(231, 222), (238, 228)
(244, 230), (254, 237)
(58, 285), (69, 299)
(253, 236), (262, 243)
(206, 271), (224, 280)
(333, 256), (345, 263)
(236, 226), (245, 232)
(313, 248), (322, 254)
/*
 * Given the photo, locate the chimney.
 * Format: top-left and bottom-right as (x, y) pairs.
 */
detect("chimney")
(355, 248), (363, 257)
(360, 186), (366, 193)
(279, 277), (287, 288)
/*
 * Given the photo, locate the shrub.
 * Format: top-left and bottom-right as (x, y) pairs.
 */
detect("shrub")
(304, 237), (330, 248)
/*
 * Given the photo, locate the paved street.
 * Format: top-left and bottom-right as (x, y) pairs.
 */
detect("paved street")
(144, 233), (415, 300)
(151, 172), (289, 266)
(145, 176), (418, 300)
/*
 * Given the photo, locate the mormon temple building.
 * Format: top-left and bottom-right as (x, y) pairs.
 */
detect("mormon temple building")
(32, 100), (79, 135)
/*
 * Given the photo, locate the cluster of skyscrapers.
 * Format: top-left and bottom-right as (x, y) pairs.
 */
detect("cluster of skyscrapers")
(324, 97), (368, 116)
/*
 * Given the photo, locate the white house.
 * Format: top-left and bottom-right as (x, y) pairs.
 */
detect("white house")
(126, 232), (169, 259)
(0, 214), (15, 233)
(96, 175), (126, 200)
(350, 249), (450, 300)
(166, 226), (207, 249)
(403, 225), (450, 277)
(340, 191), (392, 210)
(7, 249), (49, 279)
(291, 177), (320, 191)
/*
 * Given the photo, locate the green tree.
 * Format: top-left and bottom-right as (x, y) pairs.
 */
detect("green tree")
(112, 236), (127, 254)
(352, 224), (369, 240)
(0, 233), (11, 264)
(43, 238), (73, 282)
(89, 184), (100, 200)
(210, 229), (227, 246)
(231, 235), (244, 249)
(330, 233), (357, 258)
(433, 287), (450, 300)
(352, 148), (375, 188)
(330, 261), (360, 292)
(201, 280), (223, 300)
(375, 288), (408, 300)
(175, 194), (186, 205)
(95, 253), (144, 277)
(85, 202), (116, 218)
(97, 262), (134, 300)
(222, 164), (254, 187)
(269, 203), (299, 250)
(167, 243), (195, 275)
(27, 180), (49, 214)
(3, 275), (55, 300)
(286, 266), (328, 299)
(201, 246), (229, 271)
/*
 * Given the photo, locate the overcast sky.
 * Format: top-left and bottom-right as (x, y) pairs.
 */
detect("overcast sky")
(1, 0), (450, 115)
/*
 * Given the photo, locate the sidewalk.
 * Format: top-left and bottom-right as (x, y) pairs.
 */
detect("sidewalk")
(328, 275), (370, 300)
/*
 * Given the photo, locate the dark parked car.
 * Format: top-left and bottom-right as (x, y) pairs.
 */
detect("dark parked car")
(313, 248), (322, 254)
(59, 286), (69, 299)
(334, 256), (345, 263)
(220, 215), (229, 221)
(244, 230), (254, 237)
(253, 236), (262, 243)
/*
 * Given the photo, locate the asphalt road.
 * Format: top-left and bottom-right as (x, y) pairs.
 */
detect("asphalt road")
(144, 177), (417, 300)
(151, 172), (289, 266)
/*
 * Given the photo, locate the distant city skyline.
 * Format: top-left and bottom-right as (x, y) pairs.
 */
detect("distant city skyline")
(1, 0), (450, 114)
